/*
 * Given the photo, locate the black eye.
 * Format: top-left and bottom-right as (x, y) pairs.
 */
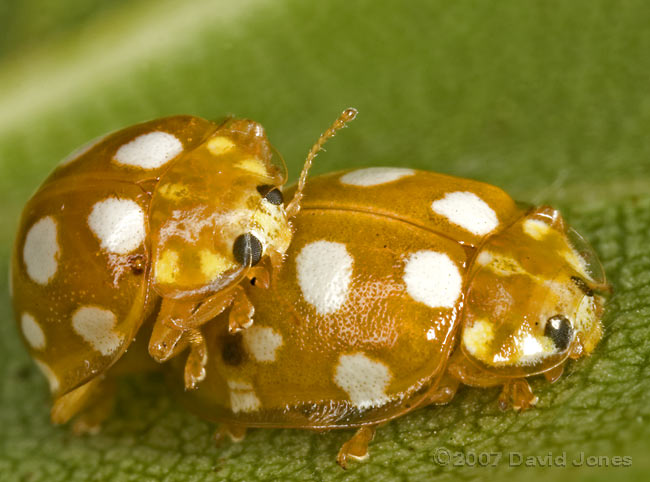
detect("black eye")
(257, 185), (283, 205)
(544, 315), (572, 351)
(233, 233), (263, 266)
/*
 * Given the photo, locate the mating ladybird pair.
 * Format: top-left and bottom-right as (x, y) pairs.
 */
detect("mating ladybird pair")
(10, 109), (608, 467)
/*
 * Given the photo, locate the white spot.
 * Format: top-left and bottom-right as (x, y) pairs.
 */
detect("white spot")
(340, 167), (415, 186)
(403, 250), (462, 308)
(21, 313), (46, 350)
(431, 191), (499, 236)
(227, 380), (261, 413)
(523, 219), (551, 240)
(34, 359), (59, 393)
(72, 306), (123, 357)
(296, 241), (353, 315)
(58, 134), (108, 167)
(334, 353), (392, 409)
(23, 216), (60, 285)
(113, 131), (183, 169)
(88, 198), (146, 254)
(242, 326), (283, 362)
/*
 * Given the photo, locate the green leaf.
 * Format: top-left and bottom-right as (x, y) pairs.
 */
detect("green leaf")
(1, 0), (649, 480)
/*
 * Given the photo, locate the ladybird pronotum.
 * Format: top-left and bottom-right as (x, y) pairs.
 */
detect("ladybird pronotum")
(172, 167), (609, 467)
(10, 110), (357, 432)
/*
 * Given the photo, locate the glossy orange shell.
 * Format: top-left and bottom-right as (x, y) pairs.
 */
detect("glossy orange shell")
(10, 116), (230, 397)
(175, 168), (528, 429)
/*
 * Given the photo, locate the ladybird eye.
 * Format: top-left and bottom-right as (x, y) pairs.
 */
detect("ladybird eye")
(544, 315), (572, 351)
(233, 233), (263, 266)
(257, 185), (283, 205)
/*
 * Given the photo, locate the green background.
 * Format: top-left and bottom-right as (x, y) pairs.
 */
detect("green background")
(1, 0), (649, 480)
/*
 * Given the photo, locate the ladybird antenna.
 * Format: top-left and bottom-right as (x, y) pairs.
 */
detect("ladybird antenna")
(285, 107), (358, 218)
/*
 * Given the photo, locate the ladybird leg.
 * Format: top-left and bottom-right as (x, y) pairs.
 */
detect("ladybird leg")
(153, 283), (255, 340)
(214, 424), (247, 445)
(149, 298), (195, 362)
(498, 379), (538, 411)
(544, 364), (564, 383)
(228, 286), (255, 334)
(51, 377), (103, 425)
(149, 293), (235, 362)
(243, 251), (283, 287)
(420, 372), (460, 406)
(184, 328), (208, 390)
(51, 377), (116, 433)
(149, 315), (190, 363)
(72, 380), (117, 435)
(336, 426), (376, 469)
(180, 291), (237, 330)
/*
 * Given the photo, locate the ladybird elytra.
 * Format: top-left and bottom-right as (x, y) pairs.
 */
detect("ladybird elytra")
(171, 167), (608, 467)
(10, 110), (358, 431)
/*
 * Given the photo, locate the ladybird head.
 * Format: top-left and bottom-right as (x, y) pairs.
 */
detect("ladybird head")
(150, 118), (292, 299)
(460, 207), (608, 377)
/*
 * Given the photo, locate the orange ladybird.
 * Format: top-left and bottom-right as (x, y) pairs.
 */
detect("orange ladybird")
(173, 167), (609, 467)
(9, 110), (356, 432)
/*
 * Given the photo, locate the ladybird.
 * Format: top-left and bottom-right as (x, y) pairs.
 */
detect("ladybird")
(171, 167), (609, 467)
(9, 109), (357, 432)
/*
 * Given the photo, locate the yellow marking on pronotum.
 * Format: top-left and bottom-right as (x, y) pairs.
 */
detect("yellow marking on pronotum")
(207, 136), (236, 155)
(199, 249), (235, 280)
(236, 158), (268, 177)
(462, 319), (495, 359)
(155, 249), (180, 283)
(479, 252), (529, 277)
(522, 219), (551, 240)
(158, 183), (190, 201)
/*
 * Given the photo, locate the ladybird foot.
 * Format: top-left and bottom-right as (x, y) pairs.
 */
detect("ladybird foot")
(184, 328), (208, 390)
(51, 377), (115, 432)
(336, 426), (376, 469)
(149, 319), (188, 363)
(498, 379), (538, 411)
(72, 392), (116, 435)
(51, 377), (101, 424)
(149, 293), (237, 362)
(214, 424), (247, 445)
(228, 287), (255, 334)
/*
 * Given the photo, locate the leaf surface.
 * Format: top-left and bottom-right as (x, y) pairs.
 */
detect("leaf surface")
(1, 1), (649, 480)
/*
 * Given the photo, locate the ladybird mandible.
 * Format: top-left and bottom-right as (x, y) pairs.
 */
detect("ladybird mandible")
(172, 167), (609, 467)
(9, 109), (358, 432)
